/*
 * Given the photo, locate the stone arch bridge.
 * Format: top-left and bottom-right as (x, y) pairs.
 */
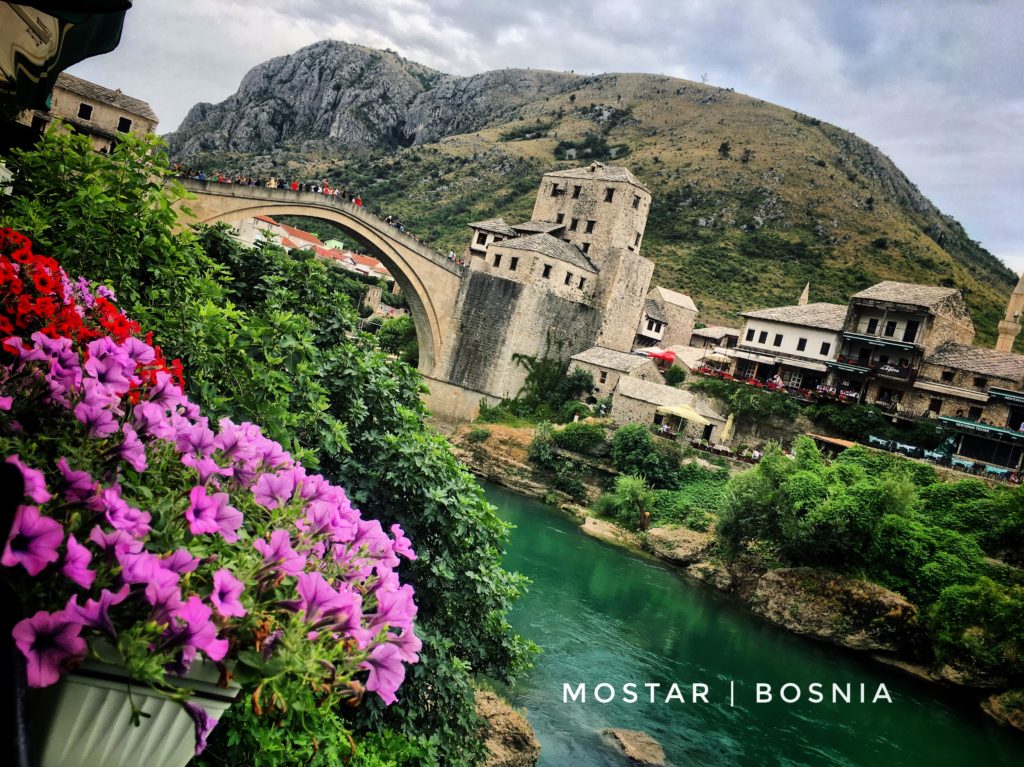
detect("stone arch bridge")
(174, 178), (484, 419)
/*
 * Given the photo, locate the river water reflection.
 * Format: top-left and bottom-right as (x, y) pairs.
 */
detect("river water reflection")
(486, 483), (1024, 767)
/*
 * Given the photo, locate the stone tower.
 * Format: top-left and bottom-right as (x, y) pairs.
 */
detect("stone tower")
(995, 272), (1024, 352)
(440, 162), (656, 400)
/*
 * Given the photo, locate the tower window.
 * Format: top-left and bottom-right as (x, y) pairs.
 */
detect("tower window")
(476, 232), (487, 245)
(746, 328), (755, 341)
(797, 338), (807, 351)
(758, 331), (768, 344)
(556, 213), (565, 223)
(634, 233), (641, 246)
(493, 253), (502, 267)
(509, 256), (519, 271)
(569, 218), (579, 231)
(572, 185), (581, 199)
(941, 370), (954, 382)
(866, 318), (878, 334)
(820, 342), (831, 356)
(604, 188), (615, 202)
(550, 183), (561, 197)
(585, 220), (596, 233)
(578, 276), (586, 289)
(581, 243), (590, 254)
(928, 398), (942, 414)
(632, 195), (641, 209)
(117, 116), (133, 133)
(600, 370), (608, 384)
(77, 103), (93, 120)
(564, 271), (574, 285)
(542, 264), (552, 279)
(773, 334), (783, 347)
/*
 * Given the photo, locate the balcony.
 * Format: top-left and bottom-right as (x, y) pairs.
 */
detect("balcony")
(841, 330), (918, 351)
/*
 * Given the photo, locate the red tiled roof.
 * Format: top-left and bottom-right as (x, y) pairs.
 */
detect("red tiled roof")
(255, 215), (279, 225)
(278, 224), (324, 247)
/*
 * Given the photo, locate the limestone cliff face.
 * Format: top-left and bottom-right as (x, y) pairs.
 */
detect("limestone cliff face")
(166, 40), (577, 158)
(403, 69), (579, 145)
(167, 40), (444, 156)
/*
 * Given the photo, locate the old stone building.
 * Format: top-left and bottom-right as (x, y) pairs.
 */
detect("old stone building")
(689, 325), (740, 350)
(826, 281), (975, 407)
(634, 286), (698, 348)
(611, 376), (727, 442)
(569, 346), (662, 402)
(441, 162), (658, 400)
(18, 72), (158, 152)
(732, 302), (848, 391)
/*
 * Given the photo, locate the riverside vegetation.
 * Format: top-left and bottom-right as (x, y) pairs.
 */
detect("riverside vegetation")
(486, 409), (1024, 726)
(0, 130), (535, 766)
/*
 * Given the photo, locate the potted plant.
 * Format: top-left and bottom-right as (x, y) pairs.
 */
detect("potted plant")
(0, 229), (421, 766)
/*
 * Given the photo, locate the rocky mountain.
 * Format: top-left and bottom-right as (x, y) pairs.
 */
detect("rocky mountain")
(165, 42), (1019, 345)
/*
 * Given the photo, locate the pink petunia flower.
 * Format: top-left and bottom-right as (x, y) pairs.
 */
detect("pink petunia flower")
(361, 642), (407, 706)
(2, 505), (63, 575)
(210, 569), (246, 618)
(12, 610), (87, 687)
(62, 534), (95, 588)
(6, 455), (52, 504)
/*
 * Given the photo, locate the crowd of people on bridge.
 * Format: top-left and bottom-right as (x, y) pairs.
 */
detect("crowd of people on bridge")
(171, 164), (364, 206)
(171, 164), (463, 261)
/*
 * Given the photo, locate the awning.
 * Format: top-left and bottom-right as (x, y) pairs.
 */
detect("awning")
(914, 380), (989, 403)
(727, 349), (778, 365)
(938, 416), (1024, 442)
(777, 357), (828, 373)
(656, 404), (711, 426)
(989, 387), (1024, 406)
(702, 352), (732, 363)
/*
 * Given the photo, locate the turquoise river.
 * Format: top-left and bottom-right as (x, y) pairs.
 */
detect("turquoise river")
(486, 483), (1024, 767)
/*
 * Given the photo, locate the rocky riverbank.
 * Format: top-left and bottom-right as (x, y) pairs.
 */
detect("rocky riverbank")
(449, 423), (1024, 735)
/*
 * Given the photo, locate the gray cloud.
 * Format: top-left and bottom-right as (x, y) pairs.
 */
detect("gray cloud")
(66, 0), (1024, 273)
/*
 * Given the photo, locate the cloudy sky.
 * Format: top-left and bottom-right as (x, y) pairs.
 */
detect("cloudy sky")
(69, 0), (1024, 273)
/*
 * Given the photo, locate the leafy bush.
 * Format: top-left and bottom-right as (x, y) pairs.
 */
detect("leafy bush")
(466, 427), (491, 444)
(593, 475), (655, 529)
(663, 366), (687, 386)
(688, 377), (798, 420)
(557, 400), (592, 424)
(376, 314), (418, 365)
(527, 423), (559, 471)
(929, 578), (1024, 681)
(611, 424), (681, 489)
(552, 421), (607, 455)
(553, 465), (587, 502)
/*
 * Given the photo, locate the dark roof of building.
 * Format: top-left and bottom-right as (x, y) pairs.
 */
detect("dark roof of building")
(467, 218), (517, 236)
(691, 325), (740, 339)
(55, 73), (158, 123)
(498, 233), (597, 273)
(924, 343), (1024, 382)
(741, 302), (847, 331)
(545, 162), (649, 192)
(644, 298), (668, 323)
(510, 220), (563, 234)
(571, 346), (654, 372)
(851, 281), (960, 308)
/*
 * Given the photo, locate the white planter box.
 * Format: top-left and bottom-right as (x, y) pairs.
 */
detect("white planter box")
(32, 655), (240, 767)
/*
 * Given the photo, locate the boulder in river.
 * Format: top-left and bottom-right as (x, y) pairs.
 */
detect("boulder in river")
(643, 526), (712, 565)
(476, 689), (541, 767)
(750, 567), (919, 652)
(602, 728), (667, 766)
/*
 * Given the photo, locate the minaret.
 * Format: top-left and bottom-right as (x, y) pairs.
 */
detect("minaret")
(995, 272), (1024, 352)
(798, 282), (810, 306)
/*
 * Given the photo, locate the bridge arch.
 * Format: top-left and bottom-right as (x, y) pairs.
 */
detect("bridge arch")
(175, 179), (464, 378)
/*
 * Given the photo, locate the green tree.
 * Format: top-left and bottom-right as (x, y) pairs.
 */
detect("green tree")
(376, 314), (419, 365)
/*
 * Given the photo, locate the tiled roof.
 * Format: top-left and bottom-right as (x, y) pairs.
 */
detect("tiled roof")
(55, 73), (158, 123)
(924, 343), (1024, 382)
(571, 347), (653, 372)
(851, 281), (960, 308)
(691, 325), (740, 339)
(499, 233), (597, 273)
(741, 302), (847, 331)
(510, 220), (563, 234)
(467, 218), (517, 236)
(545, 162), (649, 192)
(614, 376), (725, 420)
(254, 215), (279, 225)
(644, 298), (668, 323)
(650, 286), (698, 312)
(279, 224), (324, 247)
